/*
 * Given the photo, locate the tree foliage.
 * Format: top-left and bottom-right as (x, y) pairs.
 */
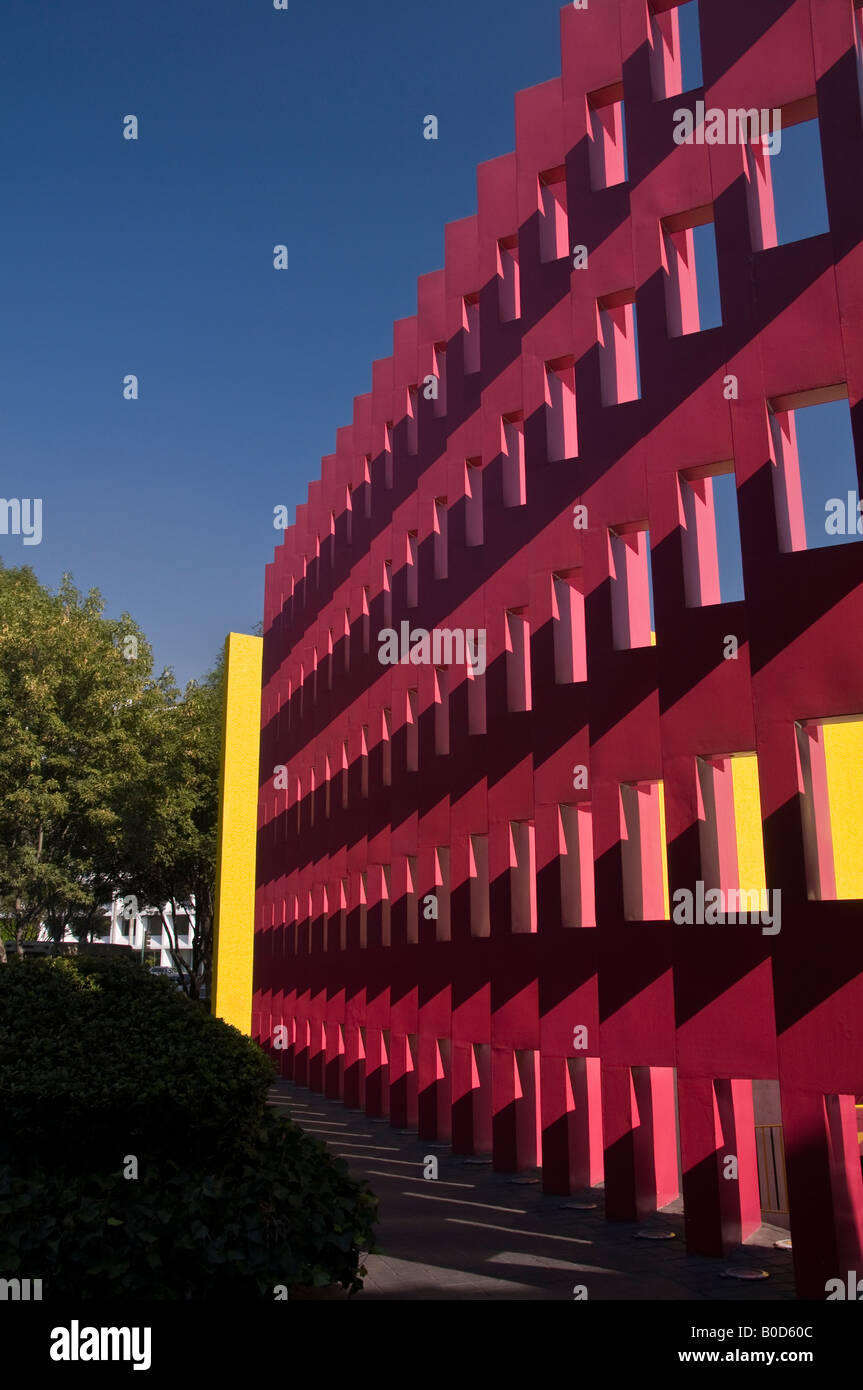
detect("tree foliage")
(0, 562), (224, 993)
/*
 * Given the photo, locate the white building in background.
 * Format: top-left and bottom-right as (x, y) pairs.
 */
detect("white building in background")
(37, 896), (195, 970)
(108, 897), (195, 969)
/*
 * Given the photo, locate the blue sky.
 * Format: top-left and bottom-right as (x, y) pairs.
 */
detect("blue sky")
(0, 0), (565, 686)
(0, 0), (853, 683)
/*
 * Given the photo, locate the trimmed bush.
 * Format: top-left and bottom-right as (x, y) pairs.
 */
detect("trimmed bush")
(0, 955), (274, 1172)
(0, 956), (377, 1297)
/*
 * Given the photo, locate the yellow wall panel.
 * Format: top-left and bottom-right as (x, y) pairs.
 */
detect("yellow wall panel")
(731, 753), (767, 908)
(823, 720), (863, 900)
(211, 632), (263, 1034)
(658, 780), (670, 919)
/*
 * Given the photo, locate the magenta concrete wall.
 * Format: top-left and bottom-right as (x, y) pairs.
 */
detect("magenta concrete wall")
(253, 0), (863, 1297)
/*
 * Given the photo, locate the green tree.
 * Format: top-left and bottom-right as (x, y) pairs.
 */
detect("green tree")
(0, 564), (176, 964)
(0, 565), (226, 993)
(124, 652), (225, 1000)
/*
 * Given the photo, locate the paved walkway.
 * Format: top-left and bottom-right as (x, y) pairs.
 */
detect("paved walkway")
(269, 1079), (796, 1301)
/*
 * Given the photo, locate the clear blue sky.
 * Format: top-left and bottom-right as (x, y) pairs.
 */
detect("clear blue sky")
(0, 0), (565, 687)
(0, 0), (850, 683)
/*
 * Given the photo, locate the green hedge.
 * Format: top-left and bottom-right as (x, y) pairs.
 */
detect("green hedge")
(0, 956), (377, 1297)
(0, 955), (273, 1172)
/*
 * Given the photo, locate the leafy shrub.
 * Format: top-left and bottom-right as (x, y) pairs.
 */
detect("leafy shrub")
(0, 1114), (377, 1299)
(0, 957), (378, 1297)
(0, 955), (274, 1172)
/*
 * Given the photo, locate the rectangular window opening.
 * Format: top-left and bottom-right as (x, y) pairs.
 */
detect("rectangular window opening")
(467, 660), (487, 735)
(767, 110), (829, 247)
(768, 389), (858, 554)
(797, 715), (863, 901)
(469, 834), (490, 938)
(621, 780), (670, 921)
(406, 688), (419, 772)
(610, 526), (654, 650)
(342, 608), (351, 675)
(406, 531), (419, 607)
(502, 415), (526, 506)
(463, 295), (481, 374)
(588, 85), (628, 189)
(552, 570), (587, 683)
(435, 847), (452, 942)
(433, 344), (447, 417)
(465, 458), (484, 546)
(434, 498), (448, 579)
(649, 0), (702, 102)
(506, 609), (532, 712)
(545, 360), (578, 462)
(382, 708), (392, 787)
(598, 291), (641, 405)
(381, 866), (392, 949)
(359, 871), (368, 949)
(434, 667), (450, 755)
(406, 856), (419, 945)
(338, 879), (348, 951)
(679, 462), (744, 606)
(539, 166), (569, 263)
(559, 803), (596, 928)
(498, 236), (521, 322)
(694, 753), (769, 917)
(383, 560), (393, 627)
(407, 391), (419, 456)
(662, 207), (721, 336)
(509, 821), (537, 933)
(361, 725), (369, 799)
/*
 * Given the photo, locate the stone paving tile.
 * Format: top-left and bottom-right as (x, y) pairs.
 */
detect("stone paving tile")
(270, 1080), (798, 1303)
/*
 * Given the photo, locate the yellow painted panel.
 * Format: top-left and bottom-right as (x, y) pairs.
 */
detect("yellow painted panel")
(658, 780), (670, 919)
(212, 632), (263, 1034)
(823, 720), (863, 899)
(731, 754), (768, 910)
